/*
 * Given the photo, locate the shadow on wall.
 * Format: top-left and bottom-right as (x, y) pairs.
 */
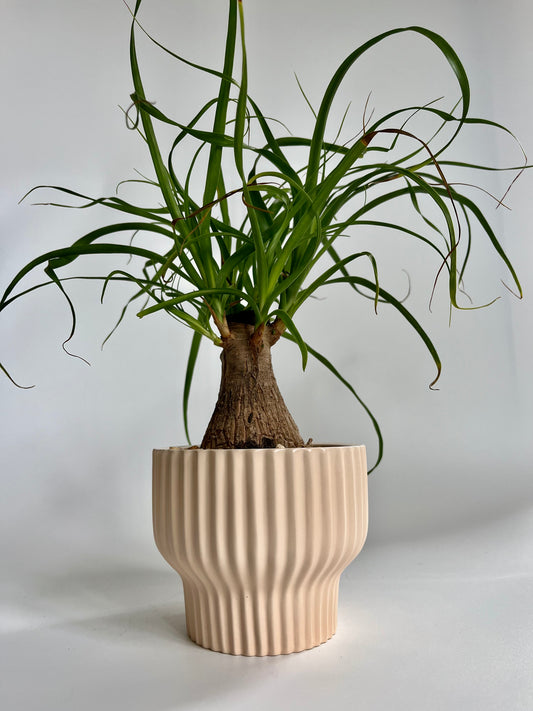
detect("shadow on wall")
(367, 446), (533, 545)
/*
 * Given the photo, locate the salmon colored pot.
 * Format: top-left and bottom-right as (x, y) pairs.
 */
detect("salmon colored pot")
(153, 445), (368, 656)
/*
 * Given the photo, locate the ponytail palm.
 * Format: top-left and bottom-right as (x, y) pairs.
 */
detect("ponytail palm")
(1, 0), (523, 471)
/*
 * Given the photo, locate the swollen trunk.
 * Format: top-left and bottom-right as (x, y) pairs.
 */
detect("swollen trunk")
(201, 322), (303, 449)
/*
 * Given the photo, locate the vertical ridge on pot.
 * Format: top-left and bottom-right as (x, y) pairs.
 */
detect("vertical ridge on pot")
(276, 449), (296, 653)
(225, 451), (243, 654)
(266, 453), (281, 654)
(153, 445), (368, 656)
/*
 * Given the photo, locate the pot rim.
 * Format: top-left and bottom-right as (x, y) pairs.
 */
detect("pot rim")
(153, 443), (366, 458)
(155, 443), (365, 453)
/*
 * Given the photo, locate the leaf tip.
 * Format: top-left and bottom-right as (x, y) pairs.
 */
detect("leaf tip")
(1, 362), (35, 390)
(501, 280), (523, 300)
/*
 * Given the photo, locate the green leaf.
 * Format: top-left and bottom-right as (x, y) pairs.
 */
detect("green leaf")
(270, 309), (308, 370)
(203, 0), (238, 207)
(136, 286), (260, 321)
(0, 362), (34, 389)
(327, 275), (442, 389)
(1, 236), (180, 310)
(283, 333), (383, 473)
(306, 26), (470, 194)
(292, 251), (380, 315)
(183, 330), (203, 445)
(129, 10), (182, 225)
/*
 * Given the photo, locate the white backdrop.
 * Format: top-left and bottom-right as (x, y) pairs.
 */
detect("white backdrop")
(2, 0), (531, 546)
(1, 2), (532, 707)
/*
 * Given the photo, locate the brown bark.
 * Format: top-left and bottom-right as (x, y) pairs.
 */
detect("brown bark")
(201, 320), (304, 449)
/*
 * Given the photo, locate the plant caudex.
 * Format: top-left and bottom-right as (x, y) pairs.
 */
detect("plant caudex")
(1, 0), (524, 471)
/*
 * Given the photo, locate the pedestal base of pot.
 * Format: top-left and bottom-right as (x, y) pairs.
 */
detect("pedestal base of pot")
(153, 445), (368, 656)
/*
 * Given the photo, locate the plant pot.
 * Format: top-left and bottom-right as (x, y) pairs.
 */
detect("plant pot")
(152, 444), (368, 656)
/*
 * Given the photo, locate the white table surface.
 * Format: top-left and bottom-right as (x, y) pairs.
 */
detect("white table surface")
(2, 508), (532, 711)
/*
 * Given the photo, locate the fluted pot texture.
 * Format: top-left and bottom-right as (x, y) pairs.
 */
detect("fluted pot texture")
(153, 445), (368, 656)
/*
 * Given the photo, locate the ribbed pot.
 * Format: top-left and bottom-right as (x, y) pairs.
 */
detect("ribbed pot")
(152, 445), (368, 656)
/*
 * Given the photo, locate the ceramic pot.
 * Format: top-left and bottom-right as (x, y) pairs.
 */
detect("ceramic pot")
(153, 445), (368, 656)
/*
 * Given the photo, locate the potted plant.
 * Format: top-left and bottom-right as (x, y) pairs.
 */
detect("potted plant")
(1, 0), (524, 655)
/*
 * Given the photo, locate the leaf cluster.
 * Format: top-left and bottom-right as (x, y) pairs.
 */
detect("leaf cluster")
(1, 0), (524, 470)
